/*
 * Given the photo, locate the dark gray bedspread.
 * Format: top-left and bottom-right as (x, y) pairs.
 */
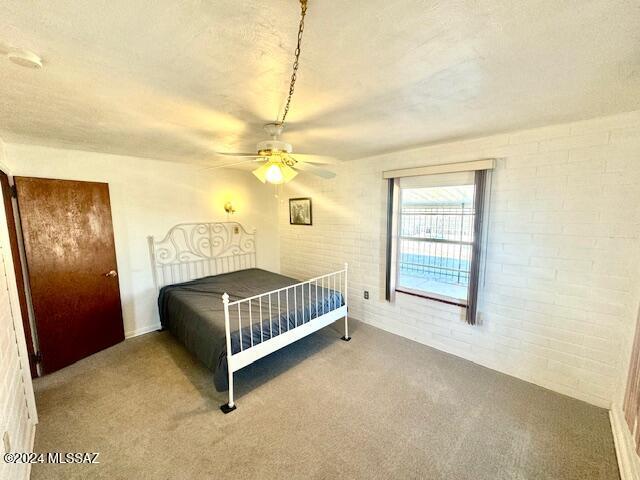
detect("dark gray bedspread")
(158, 268), (344, 391)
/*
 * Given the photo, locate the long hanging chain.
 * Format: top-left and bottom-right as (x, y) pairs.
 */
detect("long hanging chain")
(279, 0), (308, 126)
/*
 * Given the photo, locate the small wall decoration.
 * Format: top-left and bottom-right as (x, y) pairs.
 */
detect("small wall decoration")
(289, 197), (312, 226)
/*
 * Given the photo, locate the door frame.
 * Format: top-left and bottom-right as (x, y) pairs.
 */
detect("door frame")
(0, 170), (38, 377)
(0, 157), (38, 423)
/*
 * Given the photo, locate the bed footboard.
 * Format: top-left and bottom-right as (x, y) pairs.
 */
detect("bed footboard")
(221, 263), (349, 413)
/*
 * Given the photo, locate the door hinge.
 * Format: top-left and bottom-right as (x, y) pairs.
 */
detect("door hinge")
(31, 351), (42, 364)
(10, 184), (17, 198)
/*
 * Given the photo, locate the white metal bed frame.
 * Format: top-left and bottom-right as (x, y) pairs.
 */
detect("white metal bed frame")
(148, 222), (349, 413)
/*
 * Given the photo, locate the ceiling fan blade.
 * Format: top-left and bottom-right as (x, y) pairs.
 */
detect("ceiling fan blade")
(291, 158), (336, 179)
(203, 158), (266, 170)
(290, 153), (338, 165)
(215, 152), (261, 157)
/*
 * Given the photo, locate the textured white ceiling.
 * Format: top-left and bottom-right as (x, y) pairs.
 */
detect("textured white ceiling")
(1, 0), (639, 165)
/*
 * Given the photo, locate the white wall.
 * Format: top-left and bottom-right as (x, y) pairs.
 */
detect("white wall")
(279, 110), (640, 408)
(5, 144), (280, 338)
(0, 138), (37, 480)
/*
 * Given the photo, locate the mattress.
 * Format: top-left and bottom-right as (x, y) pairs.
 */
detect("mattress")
(158, 268), (344, 391)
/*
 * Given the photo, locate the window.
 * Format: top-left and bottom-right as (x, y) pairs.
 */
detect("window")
(383, 160), (493, 325)
(396, 181), (475, 305)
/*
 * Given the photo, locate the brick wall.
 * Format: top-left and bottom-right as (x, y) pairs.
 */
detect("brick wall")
(0, 241), (35, 480)
(279, 111), (640, 407)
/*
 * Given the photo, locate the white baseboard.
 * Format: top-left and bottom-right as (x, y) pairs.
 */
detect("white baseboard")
(125, 322), (162, 339)
(611, 405), (640, 480)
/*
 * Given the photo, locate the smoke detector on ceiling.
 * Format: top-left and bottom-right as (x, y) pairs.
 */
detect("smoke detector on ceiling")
(7, 49), (42, 69)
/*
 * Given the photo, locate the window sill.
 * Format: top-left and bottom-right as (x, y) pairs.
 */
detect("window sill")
(395, 288), (468, 308)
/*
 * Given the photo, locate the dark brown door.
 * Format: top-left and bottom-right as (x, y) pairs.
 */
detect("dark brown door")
(15, 177), (124, 374)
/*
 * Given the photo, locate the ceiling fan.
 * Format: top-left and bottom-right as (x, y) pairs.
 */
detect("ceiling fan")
(215, 0), (335, 185)
(217, 122), (336, 184)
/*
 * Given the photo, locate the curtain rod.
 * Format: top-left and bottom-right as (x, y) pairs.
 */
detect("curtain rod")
(382, 159), (496, 180)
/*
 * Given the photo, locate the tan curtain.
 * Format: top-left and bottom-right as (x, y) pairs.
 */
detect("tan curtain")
(623, 306), (640, 453)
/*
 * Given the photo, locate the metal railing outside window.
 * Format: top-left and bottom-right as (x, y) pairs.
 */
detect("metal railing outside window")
(398, 203), (475, 286)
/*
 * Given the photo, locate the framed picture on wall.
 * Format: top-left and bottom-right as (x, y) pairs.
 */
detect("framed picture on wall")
(289, 197), (312, 226)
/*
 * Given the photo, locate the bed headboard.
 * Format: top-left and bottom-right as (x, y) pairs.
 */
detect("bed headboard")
(147, 222), (256, 290)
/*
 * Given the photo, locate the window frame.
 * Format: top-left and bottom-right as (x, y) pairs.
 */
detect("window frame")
(383, 160), (493, 325)
(394, 180), (474, 307)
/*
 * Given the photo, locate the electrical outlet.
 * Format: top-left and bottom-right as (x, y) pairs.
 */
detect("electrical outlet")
(364, 290), (369, 300)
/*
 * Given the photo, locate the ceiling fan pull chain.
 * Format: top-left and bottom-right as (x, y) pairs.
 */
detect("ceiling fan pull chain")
(280, 0), (308, 126)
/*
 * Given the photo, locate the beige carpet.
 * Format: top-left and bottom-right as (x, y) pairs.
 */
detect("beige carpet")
(32, 321), (619, 480)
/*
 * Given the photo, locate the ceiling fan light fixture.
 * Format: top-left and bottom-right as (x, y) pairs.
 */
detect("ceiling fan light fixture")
(265, 163), (284, 184)
(279, 163), (298, 183)
(252, 161), (271, 184)
(252, 160), (298, 185)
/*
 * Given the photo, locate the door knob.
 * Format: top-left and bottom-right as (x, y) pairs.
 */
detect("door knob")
(105, 270), (118, 278)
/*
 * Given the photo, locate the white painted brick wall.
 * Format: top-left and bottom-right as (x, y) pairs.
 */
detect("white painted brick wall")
(279, 110), (640, 408)
(0, 244), (34, 480)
